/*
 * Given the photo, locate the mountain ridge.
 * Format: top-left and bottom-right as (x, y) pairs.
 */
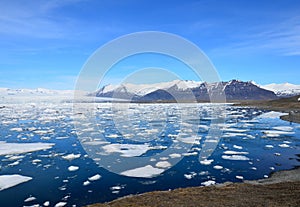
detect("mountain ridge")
(95, 79), (281, 102)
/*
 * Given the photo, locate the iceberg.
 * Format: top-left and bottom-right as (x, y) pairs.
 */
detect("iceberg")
(0, 141), (54, 156)
(0, 174), (32, 191)
(121, 165), (164, 178)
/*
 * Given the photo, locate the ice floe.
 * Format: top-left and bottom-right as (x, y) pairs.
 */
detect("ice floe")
(257, 111), (288, 119)
(121, 165), (164, 178)
(155, 161), (171, 168)
(43, 201), (50, 206)
(88, 174), (101, 181)
(184, 172), (197, 179)
(24, 196), (36, 202)
(201, 180), (216, 186)
(222, 155), (250, 161)
(54, 202), (67, 207)
(62, 153), (81, 161)
(0, 141), (54, 156)
(0, 174), (32, 191)
(68, 166), (79, 172)
(200, 159), (214, 165)
(263, 130), (295, 135)
(223, 151), (249, 155)
(102, 143), (150, 157)
(278, 143), (290, 148)
(273, 126), (293, 131)
(213, 165), (223, 170)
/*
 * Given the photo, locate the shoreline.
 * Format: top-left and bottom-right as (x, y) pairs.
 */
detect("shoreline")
(87, 167), (300, 207)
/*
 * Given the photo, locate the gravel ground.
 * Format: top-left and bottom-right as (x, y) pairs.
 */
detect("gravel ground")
(87, 168), (300, 207)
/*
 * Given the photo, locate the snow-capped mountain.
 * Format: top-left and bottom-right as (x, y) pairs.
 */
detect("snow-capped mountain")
(95, 79), (277, 102)
(261, 83), (300, 97)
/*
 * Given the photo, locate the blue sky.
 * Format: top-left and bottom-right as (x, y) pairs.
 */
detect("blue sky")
(0, 0), (300, 90)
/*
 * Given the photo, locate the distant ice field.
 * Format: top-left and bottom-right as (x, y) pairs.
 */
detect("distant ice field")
(0, 101), (299, 206)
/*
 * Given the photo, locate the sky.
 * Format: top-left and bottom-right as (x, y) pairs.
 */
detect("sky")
(0, 0), (300, 90)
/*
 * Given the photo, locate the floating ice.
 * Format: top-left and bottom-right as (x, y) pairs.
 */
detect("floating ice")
(24, 196), (36, 202)
(8, 161), (20, 166)
(43, 201), (50, 206)
(223, 151), (249, 155)
(233, 145), (243, 150)
(88, 174), (101, 181)
(222, 155), (250, 161)
(177, 136), (201, 144)
(200, 159), (214, 165)
(224, 128), (248, 133)
(155, 161), (171, 168)
(121, 165), (164, 178)
(273, 126), (293, 131)
(10, 127), (23, 132)
(62, 153), (81, 161)
(68, 166), (79, 172)
(257, 111), (288, 119)
(0, 141), (54, 156)
(213, 165), (223, 170)
(236, 175), (244, 180)
(184, 172), (197, 180)
(201, 180), (216, 186)
(278, 143), (290, 148)
(54, 202), (67, 207)
(0, 174), (32, 191)
(83, 181), (91, 186)
(263, 130), (295, 135)
(169, 153), (181, 158)
(102, 143), (150, 157)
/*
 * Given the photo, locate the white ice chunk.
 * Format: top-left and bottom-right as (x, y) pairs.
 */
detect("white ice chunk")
(223, 151), (249, 155)
(54, 202), (67, 207)
(257, 111), (288, 119)
(68, 166), (79, 172)
(62, 153), (81, 161)
(0, 141), (54, 156)
(233, 145), (243, 150)
(0, 174), (32, 191)
(236, 175), (244, 180)
(121, 165), (164, 178)
(184, 172), (197, 180)
(169, 153), (181, 158)
(24, 196), (36, 202)
(102, 143), (150, 157)
(43, 201), (50, 206)
(83, 181), (91, 186)
(213, 165), (223, 170)
(201, 180), (216, 186)
(10, 127), (23, 132)
(278, 143), (290, 148)
(263, 130), (295, 135)
(222, 155), (250, 161)
(155, 161), (171, 168)
(88, 174), (101, 181)
(200, 159), (214, 165)
(273, 126), (293, 131)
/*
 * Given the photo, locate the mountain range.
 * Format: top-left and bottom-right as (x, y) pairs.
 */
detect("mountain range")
(1, 80), (299, 103)
(94, 80), (300, 102)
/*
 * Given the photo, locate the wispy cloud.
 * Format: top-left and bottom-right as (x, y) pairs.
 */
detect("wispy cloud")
(210, 16), (300, 57)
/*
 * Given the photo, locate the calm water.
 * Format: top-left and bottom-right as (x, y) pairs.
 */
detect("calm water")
(0, 103), (299, 207)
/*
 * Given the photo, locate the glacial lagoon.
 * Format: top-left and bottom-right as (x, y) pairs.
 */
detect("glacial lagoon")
(0, 102), (299, 207)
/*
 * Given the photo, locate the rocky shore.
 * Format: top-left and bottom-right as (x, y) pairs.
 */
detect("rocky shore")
(87, 168), (300, 207)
